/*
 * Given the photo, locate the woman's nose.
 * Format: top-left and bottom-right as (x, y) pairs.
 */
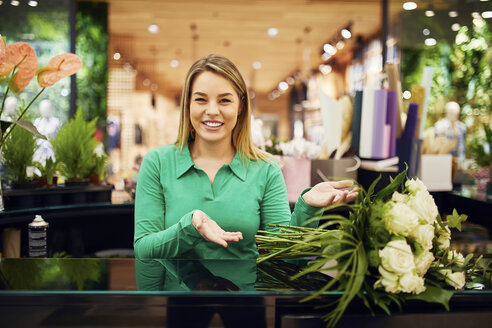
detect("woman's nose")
(205, 101), (219, 114)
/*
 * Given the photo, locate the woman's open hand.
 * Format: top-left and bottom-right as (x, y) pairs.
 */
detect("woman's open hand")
(192, 210), (243, 247)
(302, 180), (358, 208)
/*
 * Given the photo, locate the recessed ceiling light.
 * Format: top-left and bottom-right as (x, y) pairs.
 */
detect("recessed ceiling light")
(425, 8), (435, 17)
(278, 81), (288, 91)
(403, 90), (411, 100)
(319, 64), (332, 75)
(451, 23), (461, 31)
(143, 79), (151, 87)
(0, 1), (4, 5)
(425, 38), (437, 46)
(267, 27), (278, 37)
(482, 11), (492, 19)
(113, 52), (121, 60)
(28, 1), (38, 7)
(322, 52), (331, 61)
(170, 59), (179, 68)
(11, 0), (20, 6)
(148, 24), (159, 34)
(336, 40), (345, 49)
(423, 28), (430, 36)
(286, 76), (295, 85)
(448, 11), (458, 18)
(323, 43), (336, 56)
(252, 61), (262, 70)
(341, 28), (351, 39)
(403, 2), (417, 11)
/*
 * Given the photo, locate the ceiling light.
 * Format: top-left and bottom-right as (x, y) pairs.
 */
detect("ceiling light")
(143, 79), (151, 87)
(267, 27), (278, 37)
(61, 88), (69, 97)
(286, 76), (295, 85)
(0, 1), (3, 5)
(472, 12), (481, 19)
(425, 38), (437, 46)
(403, 91), (411, 100)
(473, 18), (485, 27)
(272, 89), (280, 98)
(170, 59), (179, 68)
(425, 5), (435, 17)
(252, 61), (262, 70)
(321, 52), (331, 61)
(341, 28), (351, 39)
(423, 28), (430, 36)
(323, 43), (337, 56)
(451, 23), (461, 31)
(148, 24), (159, 34)
(28, 1), (38, 6)
(151, 84), (158, 92)
(448, 10), (458, 18)
(403, 2), (417, 11)
(10, 0), (20, 6)
(113, 52), (121, 60)
(482, 11), (492, 19)
(278, 81), (288, 91)
(336, 40), (345, 49)
(319, 64), (332, 75)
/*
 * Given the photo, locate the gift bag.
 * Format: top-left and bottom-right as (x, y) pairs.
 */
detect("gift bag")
(280, 156), (312, 203)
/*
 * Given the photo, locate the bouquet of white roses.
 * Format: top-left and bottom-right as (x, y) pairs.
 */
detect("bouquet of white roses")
(256, 168), (491, 327)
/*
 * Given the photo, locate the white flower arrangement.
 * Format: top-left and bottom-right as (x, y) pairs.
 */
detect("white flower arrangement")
(256, 167), (491, 328)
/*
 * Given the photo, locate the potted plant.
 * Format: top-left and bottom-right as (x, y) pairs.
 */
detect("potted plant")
(52, 109), (98, 185)
(468, 123), (492, 198)
(0, 34), (82, 210)
(89, 153), (108, 185)
(0, 122), (39, 188)
(34, 157), (58, 187)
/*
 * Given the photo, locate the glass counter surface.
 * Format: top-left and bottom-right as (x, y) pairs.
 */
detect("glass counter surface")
(1, 258), (492, 328)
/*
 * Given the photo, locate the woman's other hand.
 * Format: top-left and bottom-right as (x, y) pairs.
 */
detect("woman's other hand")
(192, 210), (243, 247)
(302, 180), (359, 208)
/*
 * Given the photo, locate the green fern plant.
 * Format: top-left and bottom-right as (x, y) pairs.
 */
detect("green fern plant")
(1, 124), (38, 183)
(52, 109), (98, 181)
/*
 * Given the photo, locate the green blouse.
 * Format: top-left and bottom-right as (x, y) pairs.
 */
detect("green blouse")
(134, 144), (320, 259)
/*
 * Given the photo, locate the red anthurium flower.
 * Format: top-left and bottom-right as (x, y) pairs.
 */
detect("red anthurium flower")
(37, 53), (82, 88)
(0, 42), (38, 93)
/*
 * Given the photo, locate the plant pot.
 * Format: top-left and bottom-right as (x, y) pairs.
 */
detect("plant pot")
(89, 175), (100, 185)
(65, 179), (90, 187)
(11, 181), (40, 189)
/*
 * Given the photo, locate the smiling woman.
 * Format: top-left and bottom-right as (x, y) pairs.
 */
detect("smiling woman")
(133, 54), (358, 261)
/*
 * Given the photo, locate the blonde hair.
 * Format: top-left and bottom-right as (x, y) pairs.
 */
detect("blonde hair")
(176, 54), (270, 162)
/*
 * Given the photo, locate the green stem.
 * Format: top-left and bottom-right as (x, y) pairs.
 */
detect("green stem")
(0, 67), (17, 118)
(0, 87), (46, 145)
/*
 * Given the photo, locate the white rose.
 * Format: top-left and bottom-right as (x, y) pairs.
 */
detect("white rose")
(392, 191), (407, 203)
(437, 225), (451, 250)
(380, 240), (416, 274)
(406, 190), (438, 224)
(375, 266), (400, 293)
(445, 271), (466, 289)
(383, 202), (419, 236)
(411, 224), (435, 251)
(406, 178), (428, 194)
(415, 250), (435, 276)
(448, 250), (465, 267)
(399, 272), (426, 294)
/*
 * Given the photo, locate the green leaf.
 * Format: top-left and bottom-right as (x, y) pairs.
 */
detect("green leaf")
(15, 120), (47, 139)
(405, 285), (453, 311)
(447, 209), (468, 232)
(0, 119), (12, 134)
(375, 167), (408, 201)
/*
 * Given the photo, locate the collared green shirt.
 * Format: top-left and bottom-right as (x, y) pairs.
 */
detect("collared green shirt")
(134, 144), (319, 259)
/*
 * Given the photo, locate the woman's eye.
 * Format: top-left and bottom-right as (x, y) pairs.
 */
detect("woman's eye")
(194, 98), (206, 102)
(220, 98), (232, 103)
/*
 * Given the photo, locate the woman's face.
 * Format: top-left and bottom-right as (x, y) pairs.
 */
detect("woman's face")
(189, 71), (241, 145)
